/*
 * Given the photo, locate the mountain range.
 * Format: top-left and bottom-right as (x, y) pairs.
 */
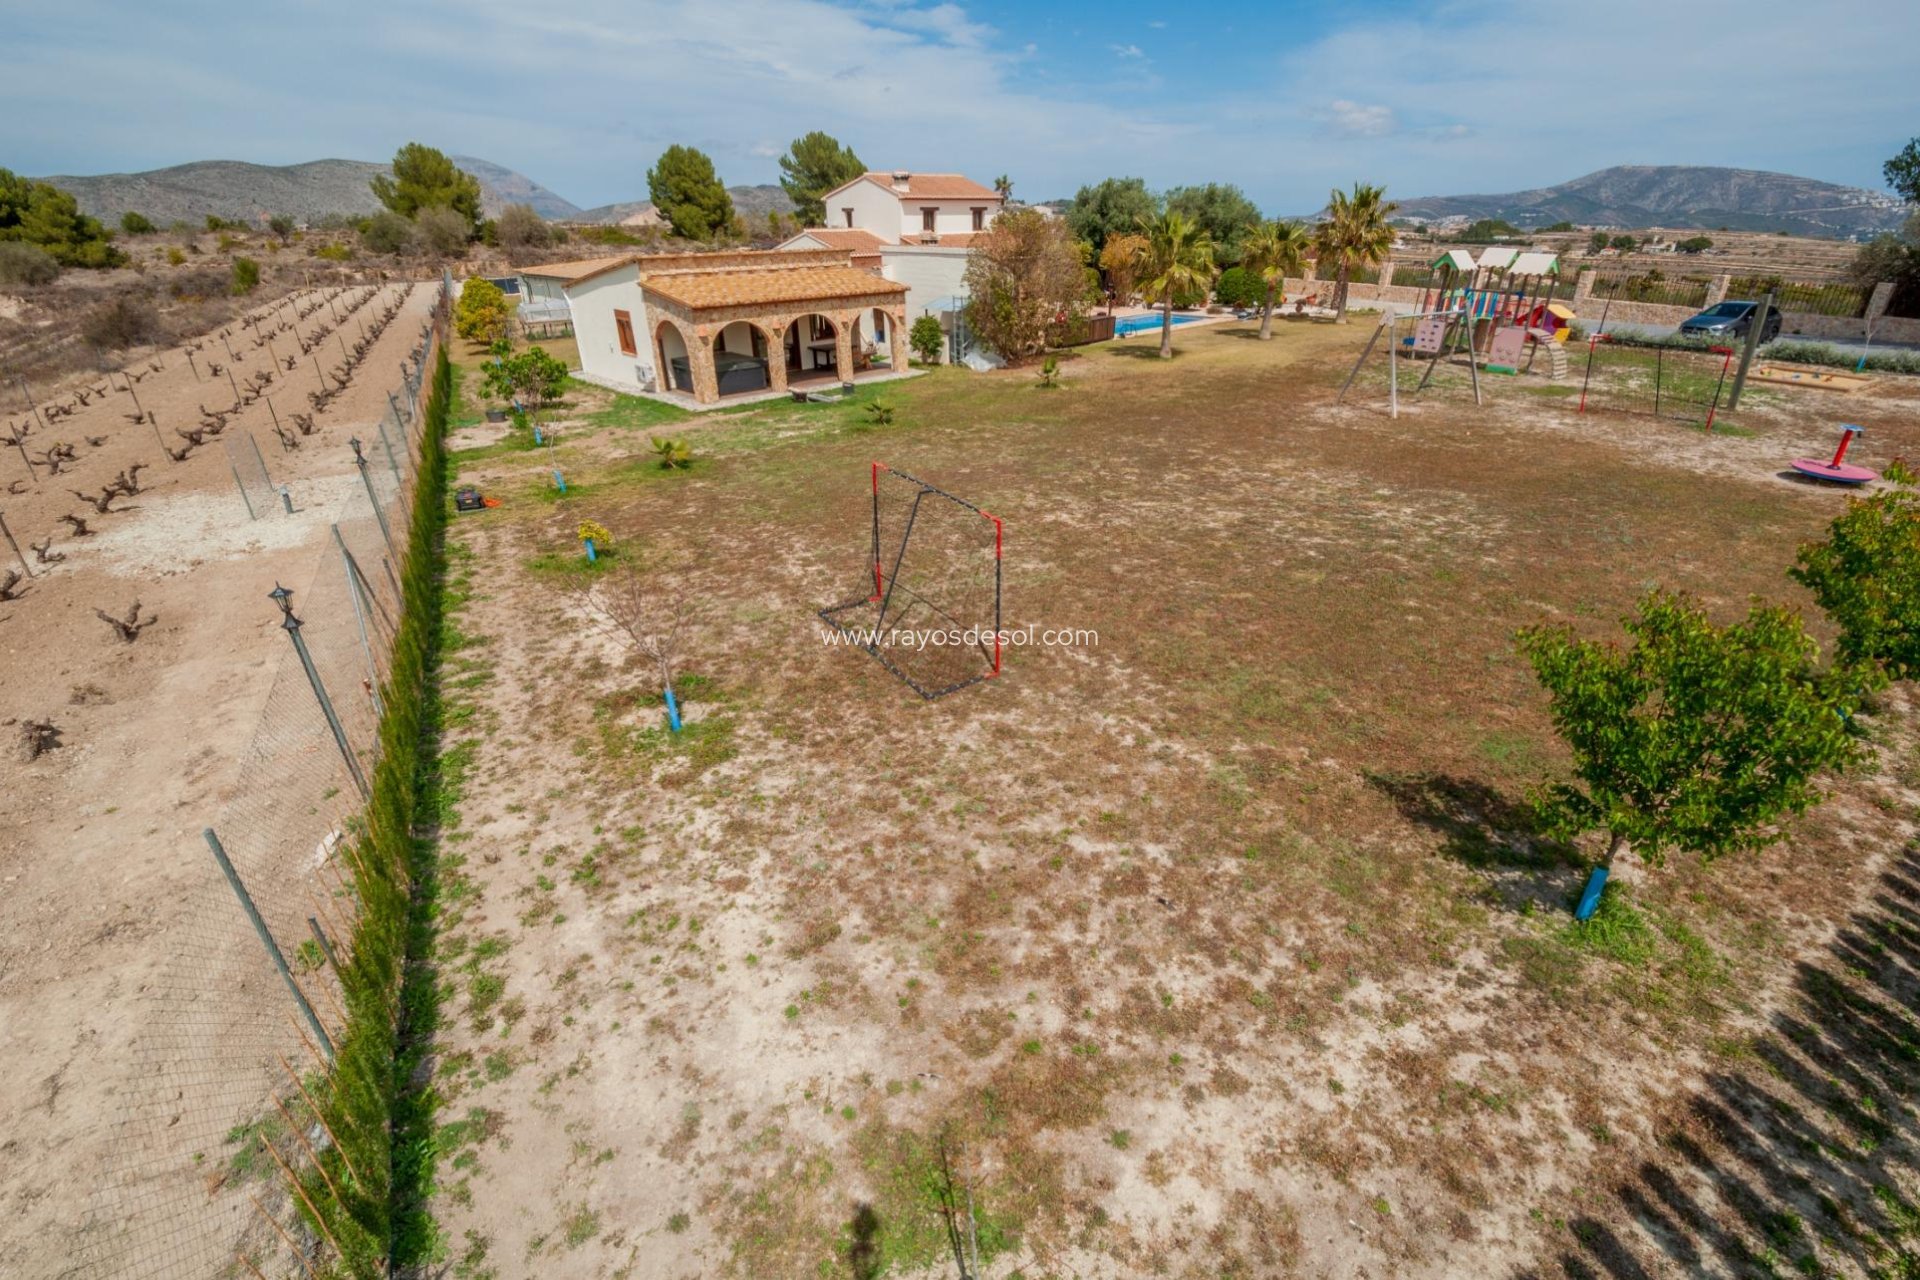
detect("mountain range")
(33, 156), (793, 229)
(31, 158), (1911, 241)
(1393, 166), (1911, 240)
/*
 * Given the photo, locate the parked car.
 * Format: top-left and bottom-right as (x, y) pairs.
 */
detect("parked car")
(1679, 300), (1782, 342)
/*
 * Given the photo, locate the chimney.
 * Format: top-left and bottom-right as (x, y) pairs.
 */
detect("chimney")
(891, 170), (911, 192)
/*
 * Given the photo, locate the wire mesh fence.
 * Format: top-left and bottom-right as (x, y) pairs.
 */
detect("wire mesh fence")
(1576, 337), (1737, 430)
(78, 275), (450, 1280)
(1725, 276), (1871, 318)
(1589, 271), (1715, 310)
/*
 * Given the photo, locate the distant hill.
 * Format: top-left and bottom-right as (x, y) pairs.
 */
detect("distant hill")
(37, 156), (581, 226)
(1394, 166), (1911, 240)
(577, 184), (796, 226)
(448, 156), (581, 220)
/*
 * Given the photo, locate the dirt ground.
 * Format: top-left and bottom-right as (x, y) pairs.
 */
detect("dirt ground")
(0, 281), (435, 1278)
(417, 321), (1920, 1278)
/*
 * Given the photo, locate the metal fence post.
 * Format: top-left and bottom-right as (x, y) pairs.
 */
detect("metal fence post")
(268, 583), (370, 801)
(1726, 290), (1775, 413)
(230, 462), (258, 520)
(203, 827), (335, 1061)
(351, 437), (397, 562)
(333, 524), (385, 721)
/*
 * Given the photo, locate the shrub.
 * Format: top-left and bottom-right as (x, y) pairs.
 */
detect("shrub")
(482, 347), (568, 406)
(165, 246), (185, 267)
(1791, 459), (1920, 678)
(360, 210), (415, 255)
(230, 257), (260, 295)
(1762, 340), (1920, 377)
(454, 278), (511, 345)
(909, 315), (944, 364)
(314, 242), (355, 262)
(120, 211), (155, 234)
(414, 206), (470, 258)
(495, 203), (553, 249)
(0, 241), (59, 286)
(268, 214), (296, 242)
(651, 436), (692, 469)
(1213, 266), (1262, 309)
(0, 168), (123, 267)
(83, 293), (160, 350)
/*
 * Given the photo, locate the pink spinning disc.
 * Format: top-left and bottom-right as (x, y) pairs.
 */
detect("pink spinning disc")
(1790, 459), (1877, 485)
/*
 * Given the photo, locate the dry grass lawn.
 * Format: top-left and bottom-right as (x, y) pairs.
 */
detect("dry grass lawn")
(420, 317), (1920, 1279)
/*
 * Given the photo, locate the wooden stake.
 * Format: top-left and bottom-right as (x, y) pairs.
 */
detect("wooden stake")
(273, 1093), (349, 1210)
(286, 1009), (329, 1075)
(246, 1190), (319, 1280)
(235, 1249), (270, 1280)
(278, 1050), (366, 1189)
(259, 1138), (345, 1261)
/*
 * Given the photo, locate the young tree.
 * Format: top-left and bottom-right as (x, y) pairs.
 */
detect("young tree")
(961, 208), (1087, 364)
(369, 143), (483, 235)
(267, 214), (296, 243)
(1791, 459), (1920, 679)
(455, 277), (512, 345)
(414, 206), (472, 258)
(1310, 183), (1395, 323)
(495, 203), (553, 249)
(1066, 177), (1158, 257)
(777, 132), (865, 227)
(909, 314), (944, 365)
(482, 347), (569, 407)
(1097, 232), (1147, 313)
(1518, 590), (1866, 872)
(648, 145), (734, 242)
(229, 257), (260, 295)
(1165, 183), (1262, 265)
(120, 211), (155, 234)
(1240, 219), (1311, 339)
(1136, 210), (1216, 358)
(0, 169), (123, 268)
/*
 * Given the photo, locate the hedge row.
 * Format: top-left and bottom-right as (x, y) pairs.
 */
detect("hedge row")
(281, 335), (452, 1276)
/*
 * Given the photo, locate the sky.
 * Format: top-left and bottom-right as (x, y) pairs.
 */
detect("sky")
(4, 0), (1917, 213)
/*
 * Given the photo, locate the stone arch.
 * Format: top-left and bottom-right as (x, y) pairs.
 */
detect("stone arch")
(784, 312), (842, 379)
(653, 316), (693, 393)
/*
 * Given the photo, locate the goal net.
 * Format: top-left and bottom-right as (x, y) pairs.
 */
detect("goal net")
(819, 462), (1003, 699)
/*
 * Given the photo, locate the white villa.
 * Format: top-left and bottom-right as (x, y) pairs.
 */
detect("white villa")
(516, 248), (910, 407)
(777, 170), (1006, 359)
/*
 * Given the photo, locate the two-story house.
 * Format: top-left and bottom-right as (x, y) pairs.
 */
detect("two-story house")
(778, 171), (1005, 361)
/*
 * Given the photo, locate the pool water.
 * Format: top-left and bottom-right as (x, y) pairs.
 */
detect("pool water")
(1113, 311), (1208, 337)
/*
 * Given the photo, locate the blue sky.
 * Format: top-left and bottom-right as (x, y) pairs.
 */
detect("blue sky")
(4, 0), (1916, 213)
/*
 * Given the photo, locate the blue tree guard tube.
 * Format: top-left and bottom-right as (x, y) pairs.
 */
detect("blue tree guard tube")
(553, 470), (566, 493)
(533, 425), (544, 445)
(664, 684), (682, 732)
(583, 537), (597, 562)
(1574, 866), (1609, 921)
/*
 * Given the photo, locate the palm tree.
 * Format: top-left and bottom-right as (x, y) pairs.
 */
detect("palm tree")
(1241, 220), (1312, 340)
(1135, 211), (1216, 359)
(1311, 183), (1397, 323)
(994, 174), (1013, 200)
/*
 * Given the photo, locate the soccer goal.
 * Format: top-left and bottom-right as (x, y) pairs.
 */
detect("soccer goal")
(819, 462), (1003, 699)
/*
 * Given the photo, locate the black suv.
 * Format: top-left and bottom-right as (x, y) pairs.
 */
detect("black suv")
(1679, 300), (1782, 342)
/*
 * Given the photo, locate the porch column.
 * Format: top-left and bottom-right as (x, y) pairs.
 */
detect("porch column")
(689, 331), (720, 404)
(766, 323), (790, 395)
(833, 313), (856, 382)
(887, 308), (909, 371)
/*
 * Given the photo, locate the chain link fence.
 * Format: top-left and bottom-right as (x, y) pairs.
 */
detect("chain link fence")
(79, 274), (450, 1280)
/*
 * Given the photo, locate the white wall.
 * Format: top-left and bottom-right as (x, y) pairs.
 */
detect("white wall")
(881, 246), (971, 322)
(565, 265), (655, 391)
(832, 181), (902, 237)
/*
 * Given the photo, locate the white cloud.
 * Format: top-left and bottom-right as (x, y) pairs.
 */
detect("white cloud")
(1326, 99), (1394, 138)
(1110, 43), (1144, 59)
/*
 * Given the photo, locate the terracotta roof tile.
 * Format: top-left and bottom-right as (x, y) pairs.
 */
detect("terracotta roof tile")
(829, 172), (1002, 201)
(787, 228), (889, 252)
(642, 265), (906, 310)
(514, 254), (633, 281)
(896, 232), (984, 248)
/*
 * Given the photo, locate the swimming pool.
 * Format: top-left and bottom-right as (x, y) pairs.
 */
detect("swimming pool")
(1112, 311), (1208, 338)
